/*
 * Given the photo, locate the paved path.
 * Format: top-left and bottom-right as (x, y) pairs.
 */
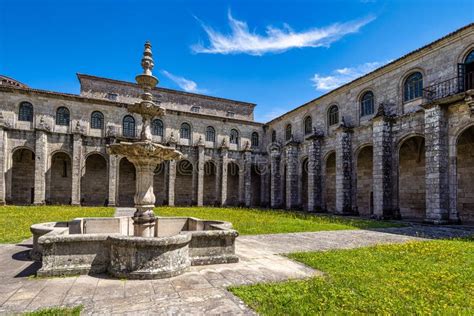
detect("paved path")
(0, 225), (472, 315)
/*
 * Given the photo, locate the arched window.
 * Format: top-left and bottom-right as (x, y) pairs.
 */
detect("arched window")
(360, 91), (375, 117)
(151, 119), (163, 136)
(56, 107), (70, 126)
(90, 111), (104, 129)
(304, 116), (312, 135)
(285, 124), (292, 141)
(18, 102), (33, 122)
(404, 72), (423, 101)
(271, 130), (276, 142)
(122, 115), (135, 138)
(230, 129), (239, 144)
(328, 105), (339, 126)
(251, 132), (259, 148)
(180, 123), (191, 140)
(206, 126), (215, 142)
(465, 50), (474, 64)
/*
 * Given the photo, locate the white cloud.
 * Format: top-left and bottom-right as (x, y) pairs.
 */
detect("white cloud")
(161, 70), (206, 94)
(191, 11), (375, 56)
(311, 61), (388, 91)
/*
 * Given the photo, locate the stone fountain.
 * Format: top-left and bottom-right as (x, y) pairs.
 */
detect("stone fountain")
(107, 41), (182, 238)
(29, 42), (239, 279)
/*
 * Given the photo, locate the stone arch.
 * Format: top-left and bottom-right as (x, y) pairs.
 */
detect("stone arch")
(398, 135), (426, 220)
(11, 147), (35, 205)
(324, 151), (336, 213)
(118, 157), (135, 207)
(81, 153), (108, 206)
(203, 160), (217, 206)
(227, 162), (240, 206)
(175, 159), (193, 206)
(48, 151), (72, 205)
(355, 145), (374, 216)
(154, 161), (167, 206)
(301, 156), (309, 211)
(456, 125), (474, 223)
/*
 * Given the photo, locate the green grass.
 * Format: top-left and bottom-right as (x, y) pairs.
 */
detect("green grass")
(230, 238), (474, 315)
(155, 206), (400, 235)
(24, 305), (82, 316)
(0, 206), (113, 243)
(0, 205), (400, 243)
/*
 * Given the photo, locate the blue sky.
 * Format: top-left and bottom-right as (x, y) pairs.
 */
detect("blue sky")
(1, 0), (473, 122)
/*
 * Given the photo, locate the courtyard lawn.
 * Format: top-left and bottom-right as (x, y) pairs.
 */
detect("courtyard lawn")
(230, 238), (474, 315)
(0, 206), (113, 244)
(155, 206), (400, 235)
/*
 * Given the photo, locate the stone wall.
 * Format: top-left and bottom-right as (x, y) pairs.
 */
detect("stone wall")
(81, 154), (108, 206)
(398, 137), (426, 219)
(356, 146), (373, 216)
(324, 152), (336, 213)
(11, 148), (35, 204)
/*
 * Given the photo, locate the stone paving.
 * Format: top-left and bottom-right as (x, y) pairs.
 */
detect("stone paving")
(0, 224), (472, 315)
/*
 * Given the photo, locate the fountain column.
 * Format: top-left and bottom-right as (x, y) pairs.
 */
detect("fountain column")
(107, 41), (183, 237)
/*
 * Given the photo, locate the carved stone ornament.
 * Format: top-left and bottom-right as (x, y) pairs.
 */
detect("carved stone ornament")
(36, 116), (50, 132)
(168, 131), (177, 145)
(220, 137), (229, 149)
(74, 121), (85, 134)
(196, 135), (204, 147)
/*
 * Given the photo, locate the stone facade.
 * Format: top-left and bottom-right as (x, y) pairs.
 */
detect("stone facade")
(1, 24), (474, 223)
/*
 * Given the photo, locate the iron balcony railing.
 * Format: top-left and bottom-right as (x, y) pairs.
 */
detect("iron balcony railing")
(423, 72), (474, 102)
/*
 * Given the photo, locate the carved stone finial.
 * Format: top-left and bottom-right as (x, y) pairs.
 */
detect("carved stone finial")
(135, 41), (159, 91)
(36, 116), (50, 132)
(74, 121), (85, 134)
(142, 41), (154, 76)
(220, 137), (229, 149)
(243, 140), (251, 151)
(196, 135), (204, 147)
(168, 132), (177, 145)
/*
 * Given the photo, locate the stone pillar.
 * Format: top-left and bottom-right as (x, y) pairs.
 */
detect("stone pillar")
(424, 104), (449, 223)
(270, 148), (282, 208)
(307, 131), (324, 212)
(0, 126), (6, 205)
(34, 129), (48, 205)
(168, 161), (176, 206)
(285, 141), (299, 209)
(108, 155), (118, 207)
(243, 150), (252, 207)
(220, 146), (229, 206)
(335, 125), (354, 215)
(167, 140), (177, 206)
(71, 133), (83, 206)
(196, 141), (205, 206)
(372, 107), (396, 219)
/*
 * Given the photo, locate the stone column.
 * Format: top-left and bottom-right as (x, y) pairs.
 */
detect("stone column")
(306, 131), (324, 212)
(34, 129), (49, 205)
(372, 106), (396, 219)
(220, 146), (229, 206)
(424, 104), (449, 223)
(335, 125), (354, 215)
(71, 133), (83, 206)
(243, 149), (252, 207)
(285, 141), (299, 209)
(167, 140), (177, 206)
(108, 155), (118, 207)
(0, 125), (6, 205)
(270, 148), (282, 208)
(196, 141), (205, 206)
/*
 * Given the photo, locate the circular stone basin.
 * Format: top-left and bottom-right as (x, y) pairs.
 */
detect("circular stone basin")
(108, 233), (192, 279)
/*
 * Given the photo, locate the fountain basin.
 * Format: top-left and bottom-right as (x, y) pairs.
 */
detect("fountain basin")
(31, 216), (239, 279)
